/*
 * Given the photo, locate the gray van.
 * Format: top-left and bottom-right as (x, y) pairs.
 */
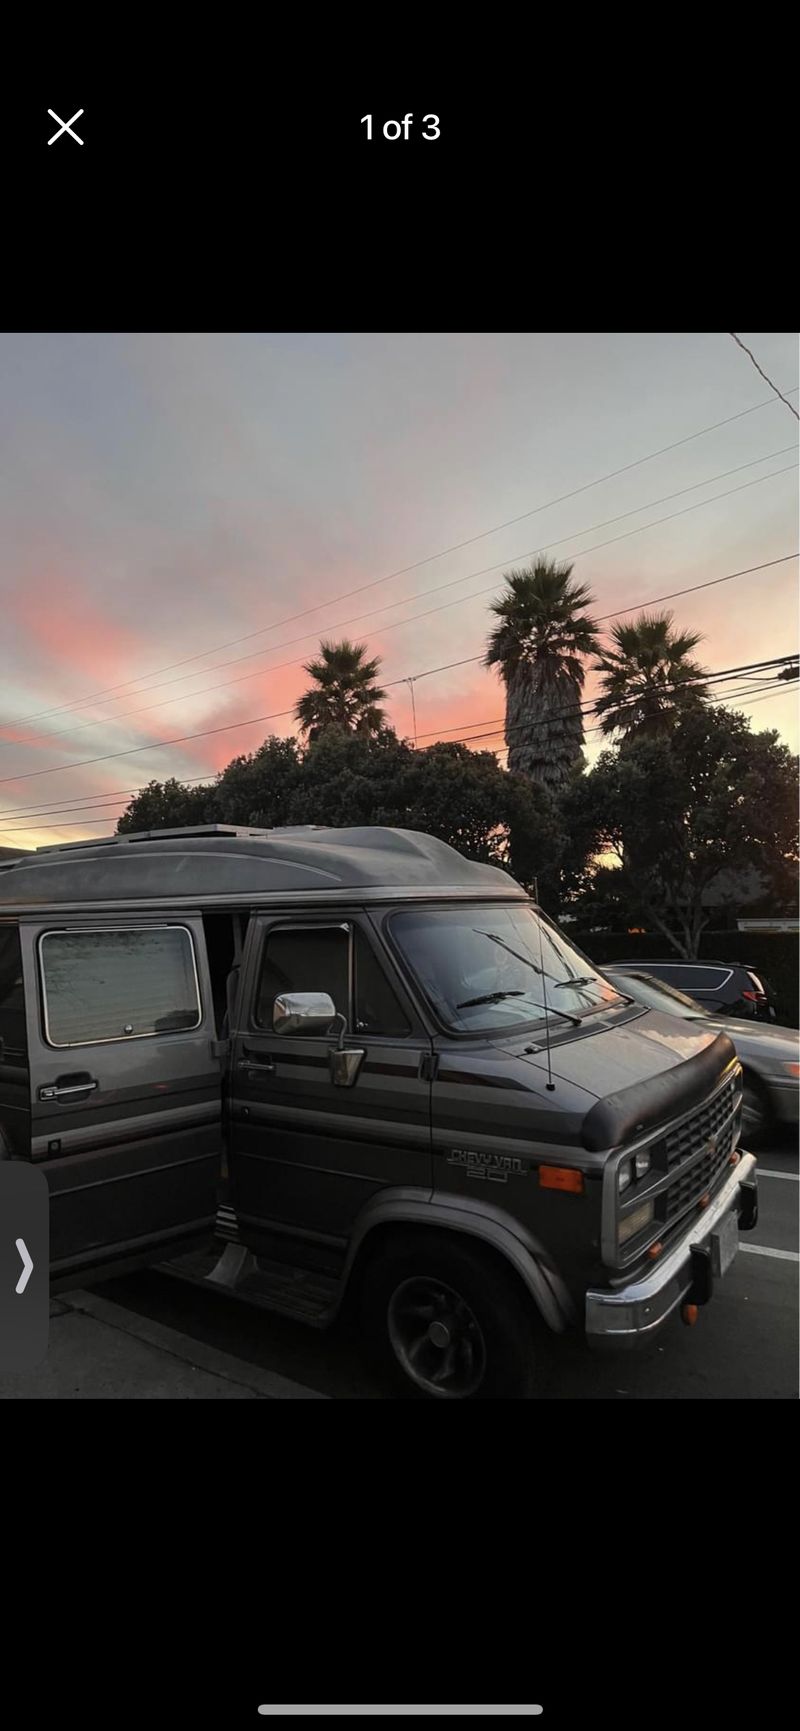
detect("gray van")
(0, 824), (758, 1398)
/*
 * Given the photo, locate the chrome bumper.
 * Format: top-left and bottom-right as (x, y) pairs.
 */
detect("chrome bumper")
(585, 1152), (757, 1346)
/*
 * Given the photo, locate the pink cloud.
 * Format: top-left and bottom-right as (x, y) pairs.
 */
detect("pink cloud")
(4, 568), (145, 687)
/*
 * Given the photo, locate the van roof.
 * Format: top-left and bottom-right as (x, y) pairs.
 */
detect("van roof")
(0, 824), (524, 911)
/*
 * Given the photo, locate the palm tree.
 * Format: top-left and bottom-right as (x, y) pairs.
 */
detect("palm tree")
(485, 559), (600, 791)
(593, 611), (707, 740)
(295, 639), (388, 741)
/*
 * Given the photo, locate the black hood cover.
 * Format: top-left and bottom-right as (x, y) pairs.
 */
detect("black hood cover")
(581, 1032), (738, 1152)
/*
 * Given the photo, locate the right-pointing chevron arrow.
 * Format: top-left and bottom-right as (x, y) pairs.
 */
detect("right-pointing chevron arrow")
(15, 1238), (33, 1295)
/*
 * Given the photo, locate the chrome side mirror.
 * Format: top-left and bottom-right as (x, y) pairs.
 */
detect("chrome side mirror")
(327, 1009), (366, 1087)
(329, 1045), (365, 1087)
(272, 991), (337, 1035)
(271, 991), (365, 1087)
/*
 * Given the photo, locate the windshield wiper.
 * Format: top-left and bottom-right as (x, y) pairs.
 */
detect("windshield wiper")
(456, 989), (526, 1008)
(553, 975), (596, 989)
(471, 930), (581, 1024)
(474, 930), (545, 974)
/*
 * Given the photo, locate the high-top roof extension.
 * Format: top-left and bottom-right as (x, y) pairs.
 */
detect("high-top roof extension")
(0, 825), (524, 909)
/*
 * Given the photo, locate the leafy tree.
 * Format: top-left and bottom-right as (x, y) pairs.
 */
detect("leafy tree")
(116, 729), (564, 893)
(214, 736), (303, 827)
(485, 558), (600, 792)
(390, 739), (563, 887)
(561, 705), (799, 957)
(294, 639), (387, 740)
(285, 729), (563, 887)
(284, 726), (407, 829)
(117, 778), (216, 833)
(593, 610), (707, 740)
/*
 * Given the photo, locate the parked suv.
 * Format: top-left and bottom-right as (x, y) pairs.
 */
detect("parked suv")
(0, 825), (758, 1399)
(608, 959), (777, 1022)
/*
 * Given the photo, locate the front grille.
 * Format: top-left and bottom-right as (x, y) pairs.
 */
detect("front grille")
(662, 1126), (736, 1222)
(660, 1073), (739, 1170)
(612, 1069), (742, 1267)
(655, 1072), (740, 1229)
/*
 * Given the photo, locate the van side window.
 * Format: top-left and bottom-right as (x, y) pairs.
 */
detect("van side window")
(255, 926), (350, 1031)
(354, 929), (410, 1036)
(0, 926), (27, 1060)
(39, 927), (202, 1048)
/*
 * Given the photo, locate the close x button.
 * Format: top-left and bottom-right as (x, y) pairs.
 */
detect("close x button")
(47, 108), (84, 146)
(0, 1164), (49, 1371)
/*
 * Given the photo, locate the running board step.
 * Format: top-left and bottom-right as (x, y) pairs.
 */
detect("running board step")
(158, 1244), (339, 1326)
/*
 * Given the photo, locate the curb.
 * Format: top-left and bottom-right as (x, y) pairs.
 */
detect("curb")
(61, 1289), (328, 1399)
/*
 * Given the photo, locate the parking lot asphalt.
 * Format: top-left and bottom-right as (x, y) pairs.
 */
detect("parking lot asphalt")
(0, 1287), (326, 1399)
(82, 1130), (797, 1400)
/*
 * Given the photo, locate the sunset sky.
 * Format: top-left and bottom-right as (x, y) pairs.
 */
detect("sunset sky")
(0, 330), (797, 849)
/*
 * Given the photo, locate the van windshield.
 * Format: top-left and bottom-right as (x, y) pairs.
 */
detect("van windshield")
(391, 904), (626, 1034)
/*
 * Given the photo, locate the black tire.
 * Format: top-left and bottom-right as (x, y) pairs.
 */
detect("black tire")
(741, 1073), (773, 1151)
(360, 1230), (540, 1400)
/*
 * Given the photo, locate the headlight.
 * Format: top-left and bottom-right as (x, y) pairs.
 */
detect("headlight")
(619, 1150), (650, 1192)
(619, 1200), (655, 1244)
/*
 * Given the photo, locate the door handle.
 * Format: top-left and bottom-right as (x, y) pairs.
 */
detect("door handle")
(237, 1051), (275, 1075)
(39, 1079), (99, 1101)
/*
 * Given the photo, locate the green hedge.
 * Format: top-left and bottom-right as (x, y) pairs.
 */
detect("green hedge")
(576, 931), (799, 1029)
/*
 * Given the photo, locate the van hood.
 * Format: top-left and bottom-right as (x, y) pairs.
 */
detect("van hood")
(495, 1006), (737, 1151)
(498, 1005), (721, 1099)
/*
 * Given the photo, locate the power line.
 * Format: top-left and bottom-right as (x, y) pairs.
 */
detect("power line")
(1, 655), (793, 810)
(0, 773), (218, 822)
(0, 706), (296, 789)
(1, 681), (793, 835)
(413, 665), (796, 747)
(411, 678), (782, 747)
(5, 441), (796, 736)
(733, 685), (799, 710)
(395, 554), (798, 688)
(3, 393), (799, 732)
(1, 815), (134, 833)
(453, 663), (798, 744)
(0, 680), (791, 834)
(0, 671), (782, 827)
(0, 540), (796, 803)
(729, 336), (799, 422)
(0, 686), (776, 823)
(2, 462), (797, 757)
(441, 682), (791, 751)
(0, 665), (789, 827)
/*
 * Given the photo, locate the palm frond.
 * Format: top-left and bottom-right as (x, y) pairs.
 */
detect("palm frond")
(295, 637), (387, 737)
(592, 609), (709, 739)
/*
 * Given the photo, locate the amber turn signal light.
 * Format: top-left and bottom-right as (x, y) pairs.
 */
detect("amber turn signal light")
(729, 1151), (741, 1166)
(538, 1165), (584, 1194)
(698, 1193), (711, 1209)
(681, 1303), (699, 1326)
(647, 1241), (663, 1260)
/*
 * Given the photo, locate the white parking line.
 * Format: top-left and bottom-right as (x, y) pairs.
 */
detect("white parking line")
(757, 1168), (799, 1180)
(257, 1713), (545, 1719)
(739, 1244), (799, 1262)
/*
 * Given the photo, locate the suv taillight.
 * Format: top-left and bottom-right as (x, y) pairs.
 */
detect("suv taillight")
(742, 989), (766, 1003)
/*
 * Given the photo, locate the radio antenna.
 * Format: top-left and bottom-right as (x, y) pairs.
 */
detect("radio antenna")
(534, 878), (555, 1092)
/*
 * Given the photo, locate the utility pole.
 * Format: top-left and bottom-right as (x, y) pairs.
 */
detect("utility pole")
(404, 677), (419, 745)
